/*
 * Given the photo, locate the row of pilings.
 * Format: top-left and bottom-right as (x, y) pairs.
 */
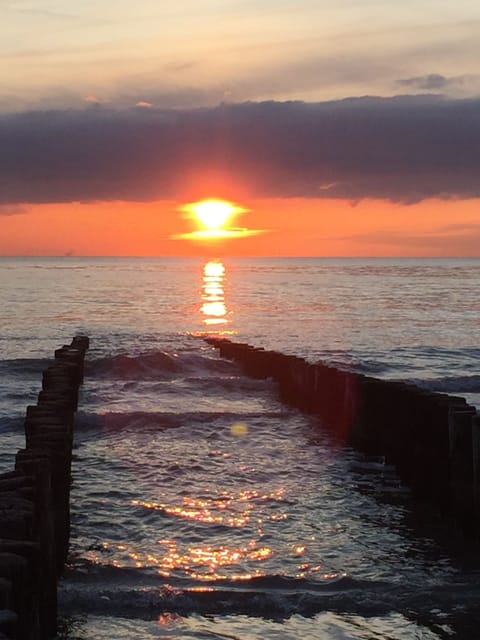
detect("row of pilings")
(0, 336), (89, 640)
(206, 337), (480, 537)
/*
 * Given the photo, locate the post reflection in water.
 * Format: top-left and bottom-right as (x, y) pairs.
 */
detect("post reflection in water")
(200, 260), (230, 328)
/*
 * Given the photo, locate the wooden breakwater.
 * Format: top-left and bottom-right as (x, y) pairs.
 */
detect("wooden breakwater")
(206, 337), (480, 537)
(0, 336), (89, 640)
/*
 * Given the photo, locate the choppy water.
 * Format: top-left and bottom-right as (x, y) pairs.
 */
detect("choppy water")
(1, 256), (480, 639)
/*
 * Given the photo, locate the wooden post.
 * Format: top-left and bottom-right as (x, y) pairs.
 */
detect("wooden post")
(207, 337), (480, 536)
(472, 414), (480, 533)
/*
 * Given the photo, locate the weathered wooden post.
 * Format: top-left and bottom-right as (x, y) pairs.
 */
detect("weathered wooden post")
(471, 413), (480, 534)
(206, 337), (479, 536)
(0, 335), (89, 639)
(448, 407), (477, 530)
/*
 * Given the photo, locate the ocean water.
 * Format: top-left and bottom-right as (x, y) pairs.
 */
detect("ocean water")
(1, 256), (480, 639)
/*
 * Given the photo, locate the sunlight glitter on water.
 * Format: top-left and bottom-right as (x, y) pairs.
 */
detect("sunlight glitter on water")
(155, 539), (273, 582)
(124, 488), (294, 579)
(200, 260), (230, 327)
(132, 486), (289, 527)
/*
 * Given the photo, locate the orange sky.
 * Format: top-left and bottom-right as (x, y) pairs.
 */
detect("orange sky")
(2, 197), (479, 257)
(2, 4), (480, 258)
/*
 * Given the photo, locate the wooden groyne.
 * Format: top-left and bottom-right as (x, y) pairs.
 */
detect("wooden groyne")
(206, 337), (480, 537)
(0, 336), (89, 640)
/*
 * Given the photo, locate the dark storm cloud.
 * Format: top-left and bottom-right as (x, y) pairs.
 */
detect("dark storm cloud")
(1, 95), (479, 204)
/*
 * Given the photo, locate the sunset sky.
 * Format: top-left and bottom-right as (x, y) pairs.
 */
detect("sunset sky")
(1, 0), (480, 256)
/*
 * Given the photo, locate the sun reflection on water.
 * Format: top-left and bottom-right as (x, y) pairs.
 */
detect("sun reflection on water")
(113, 488), (294, 581)
(85, 534), (325, 583)
(132, 487), (287, 529)
(200, 260), (230, 328)
(127, 537), (274, 582)
(84, 478), (327, 583)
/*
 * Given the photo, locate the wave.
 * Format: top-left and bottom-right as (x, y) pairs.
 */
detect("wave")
(350, 360), (392, 375)
(87, 350), (238, 380)
(174, 375), (271, 394)
(59, 561), (389, 619)
(0, 357), (51, 378)
(0, 416), (24, 434)
(87, 352), (181, 379)
(300, 346), (480, 384)
(75, 409), (289, 434)
(406, 375), (480, 394)
(85, 375), (271, 396)
(58, 562), (480, 622)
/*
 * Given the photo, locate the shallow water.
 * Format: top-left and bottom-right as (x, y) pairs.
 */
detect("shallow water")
(1, 257), (480, 638)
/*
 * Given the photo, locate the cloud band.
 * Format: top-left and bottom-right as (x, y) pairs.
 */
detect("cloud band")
(1, 95), (479, 205)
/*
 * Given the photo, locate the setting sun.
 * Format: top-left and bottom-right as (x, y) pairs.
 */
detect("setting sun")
(189, 199), (237, 230)
(174, 198), (265, 242)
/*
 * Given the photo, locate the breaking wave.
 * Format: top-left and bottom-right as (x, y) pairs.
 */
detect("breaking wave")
(408, 375), (480, 394)
(87, 350), (239, 380)
(59, 561), (480, 622)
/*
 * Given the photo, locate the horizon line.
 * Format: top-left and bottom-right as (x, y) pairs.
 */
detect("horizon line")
(1, 255), (479, 260)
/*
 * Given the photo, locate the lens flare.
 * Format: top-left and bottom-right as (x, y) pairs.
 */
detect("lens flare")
(231, 422), (248, 436)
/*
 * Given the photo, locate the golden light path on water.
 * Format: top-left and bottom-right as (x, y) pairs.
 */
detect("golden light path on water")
(201, 260), (229, 327)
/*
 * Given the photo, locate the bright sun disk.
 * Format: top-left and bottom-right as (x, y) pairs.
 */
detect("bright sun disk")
(173, 198), (265, 242)
(186, 199), (238, 230)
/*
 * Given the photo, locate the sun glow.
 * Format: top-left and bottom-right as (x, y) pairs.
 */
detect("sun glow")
(189, 199), (237, 230)
(173, 198), (266, 242)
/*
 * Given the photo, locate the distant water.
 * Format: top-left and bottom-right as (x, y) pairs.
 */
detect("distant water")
(1, 256), (480, 639)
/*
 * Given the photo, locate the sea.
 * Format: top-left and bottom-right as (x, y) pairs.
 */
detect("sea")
(1, 256), (480, 639)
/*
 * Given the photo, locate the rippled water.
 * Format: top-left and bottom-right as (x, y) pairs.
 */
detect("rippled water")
(1, 257), (480, 639)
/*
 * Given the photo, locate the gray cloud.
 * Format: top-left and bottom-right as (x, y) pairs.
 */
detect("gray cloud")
(345, 224), (480, 255)
(116, 86), (227, 110)
(437, 222), (480, 234)
(397, 73), (479, 91)
(0, 204), (28, 215)
(398, 74), (451, 90)
(1, 95), (480, 205)
(0, 85), (230, 114)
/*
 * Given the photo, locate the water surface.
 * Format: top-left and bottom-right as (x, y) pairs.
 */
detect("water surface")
(1, 257), (479, 638)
